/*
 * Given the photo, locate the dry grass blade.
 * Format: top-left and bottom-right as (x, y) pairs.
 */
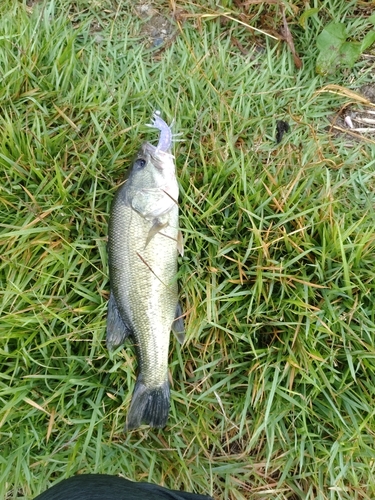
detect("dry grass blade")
(280, 5), (303, 69)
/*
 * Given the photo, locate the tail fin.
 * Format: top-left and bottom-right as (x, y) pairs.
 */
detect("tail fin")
(126, 377), (170, 430)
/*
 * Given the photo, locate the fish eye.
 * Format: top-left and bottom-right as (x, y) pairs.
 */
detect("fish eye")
(134, 158), (146, 169)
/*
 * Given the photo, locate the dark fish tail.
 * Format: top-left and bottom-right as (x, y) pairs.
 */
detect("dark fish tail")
(126, 376), (170, 430)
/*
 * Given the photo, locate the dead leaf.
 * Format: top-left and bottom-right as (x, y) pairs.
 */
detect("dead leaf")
(281, 6), (303, 69)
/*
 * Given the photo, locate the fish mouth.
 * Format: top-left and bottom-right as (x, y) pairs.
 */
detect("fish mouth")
(141, 142), (175, 170)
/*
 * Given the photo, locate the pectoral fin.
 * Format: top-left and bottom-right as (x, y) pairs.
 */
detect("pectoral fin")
(177, 230), (184, 256)
(106, 293), (132, 350)
(145, 219), (169, 248)
(172, 302), (185, 344)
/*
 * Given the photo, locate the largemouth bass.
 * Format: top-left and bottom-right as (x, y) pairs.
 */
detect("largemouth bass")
(107, 112), (184, 430)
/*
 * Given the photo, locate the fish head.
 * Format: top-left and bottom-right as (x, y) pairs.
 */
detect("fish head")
(125, 142), (178, 220)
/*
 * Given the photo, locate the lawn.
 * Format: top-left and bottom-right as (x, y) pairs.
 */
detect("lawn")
(1, 1), (375, 499)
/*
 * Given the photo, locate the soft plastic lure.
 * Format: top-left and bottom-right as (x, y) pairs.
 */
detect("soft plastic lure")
(148, 111), (173, 152)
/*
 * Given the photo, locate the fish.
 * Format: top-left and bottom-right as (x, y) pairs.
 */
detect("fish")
(107, 112), (184, 430)
(33, 474), (213, 500)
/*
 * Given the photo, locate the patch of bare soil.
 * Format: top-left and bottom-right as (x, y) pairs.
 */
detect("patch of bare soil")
(135, 3), (177, 51)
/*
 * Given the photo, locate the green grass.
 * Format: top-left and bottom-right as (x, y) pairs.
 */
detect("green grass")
(1, 0), (375, 499)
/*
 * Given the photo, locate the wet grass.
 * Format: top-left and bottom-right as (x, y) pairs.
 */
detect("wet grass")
(1, 0), (375, 499)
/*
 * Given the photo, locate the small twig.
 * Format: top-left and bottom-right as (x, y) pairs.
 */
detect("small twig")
(331, 125), (375, 144)
(280, 5), (302, 69)
(136, 252), (168, 287)
(353, 116), (375, 125)
(348, 127), (375, 133)
(230, 36), (249, 55)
